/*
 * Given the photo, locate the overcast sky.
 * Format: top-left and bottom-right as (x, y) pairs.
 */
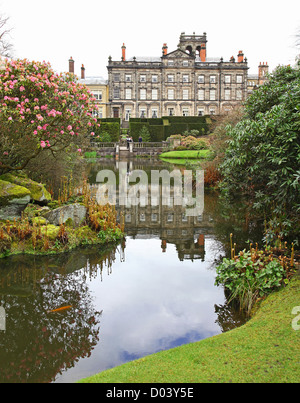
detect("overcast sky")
(1, 0), (299, 78)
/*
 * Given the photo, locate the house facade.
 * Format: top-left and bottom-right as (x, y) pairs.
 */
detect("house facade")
(107, 32), (249, 120)
(69, 57), (110, 118)
(247, 62), (269, 94)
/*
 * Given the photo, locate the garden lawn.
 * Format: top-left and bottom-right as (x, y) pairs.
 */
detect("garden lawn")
(79, 275), (300, 383)
(159, 158), (201, 166)
(160, 150), (212, 160)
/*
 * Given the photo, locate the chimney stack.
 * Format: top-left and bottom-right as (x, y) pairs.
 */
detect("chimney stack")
(69, 57), (75, 74)
(258, 62), (269, 85)
(81, 64), (85, 79)
(162, 43), (168, 56)
(200, 44), (206, 62)
(122, 43), (126, 61)
(238, 51), (244, 63)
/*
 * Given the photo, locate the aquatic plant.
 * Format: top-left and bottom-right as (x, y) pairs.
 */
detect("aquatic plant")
(215, 234), (297, 315)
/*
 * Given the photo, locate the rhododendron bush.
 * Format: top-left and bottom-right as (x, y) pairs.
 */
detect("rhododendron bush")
(0, 58), (98, 174)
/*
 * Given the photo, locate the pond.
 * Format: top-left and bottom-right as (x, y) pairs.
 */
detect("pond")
(0, 158), (264, 383)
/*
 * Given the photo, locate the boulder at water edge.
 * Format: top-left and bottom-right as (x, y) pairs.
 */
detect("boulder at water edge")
(0, 173), (51, 204)
(0, 179), (31, 220)
(42, 203), (87, 228)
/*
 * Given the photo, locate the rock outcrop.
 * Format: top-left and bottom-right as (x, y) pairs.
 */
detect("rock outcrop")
(0, 179), (31, 220)
(0, 173), (51, 204)
(42, 203), (87, 228)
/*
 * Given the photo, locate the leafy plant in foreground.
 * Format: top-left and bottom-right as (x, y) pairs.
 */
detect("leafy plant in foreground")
(215, 237), (296, 315)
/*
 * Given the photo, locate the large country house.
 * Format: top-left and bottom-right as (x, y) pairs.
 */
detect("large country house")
(70, 32), (269, 119)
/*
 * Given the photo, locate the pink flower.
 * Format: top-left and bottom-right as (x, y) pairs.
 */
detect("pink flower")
(33, 130), (38, 135)
(8, 117), (12, 121)
(77, 149), (82, 153)
(20, 86), (25, 92)
(91, 132), (95, 136)
(40, 141), (46, 148)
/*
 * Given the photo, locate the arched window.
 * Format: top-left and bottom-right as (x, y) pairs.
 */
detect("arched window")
(186, 46), (193, 55)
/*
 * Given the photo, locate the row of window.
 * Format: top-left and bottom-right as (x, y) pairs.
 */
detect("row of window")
(114, 88), (243, 101)
(114, 74), (244, 84)
(123, 104), (219, 119)
(124, 212), (203, 223)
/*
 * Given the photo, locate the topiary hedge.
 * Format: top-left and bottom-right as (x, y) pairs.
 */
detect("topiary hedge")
(129, 116), (211, 142)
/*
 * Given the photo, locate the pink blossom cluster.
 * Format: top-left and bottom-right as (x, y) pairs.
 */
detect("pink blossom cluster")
(0, 58), (99, 154)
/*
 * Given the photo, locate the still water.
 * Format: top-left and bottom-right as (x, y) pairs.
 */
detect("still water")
(0, 159), (263, 383)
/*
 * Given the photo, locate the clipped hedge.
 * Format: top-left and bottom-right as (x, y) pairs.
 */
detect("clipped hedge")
(129, 116), (211, 142)
(93, 119), (120, 142)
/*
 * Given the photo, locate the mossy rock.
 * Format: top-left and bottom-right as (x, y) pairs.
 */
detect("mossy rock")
(31, 216), (48, 226)
(42, 203), (87, 228)
(24, 204), (50, 219)
(0, 179), (32, 220)
(65, 218), (74, 227)
(40, 225), (60, 241)
(74, 225), (96, 241)
(0, 179), (31, 206)
(0, 173), (51, 204)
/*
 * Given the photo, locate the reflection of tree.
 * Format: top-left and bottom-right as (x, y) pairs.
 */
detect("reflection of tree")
(204, 191), (264, 256)
(0, 267), (102, 383)
(214, 298), (248, 333)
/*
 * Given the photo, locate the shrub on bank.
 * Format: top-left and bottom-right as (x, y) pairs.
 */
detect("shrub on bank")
(215, 235), (297, 315)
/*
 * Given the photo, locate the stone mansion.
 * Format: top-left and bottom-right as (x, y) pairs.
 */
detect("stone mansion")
(74, 32), (269, 119)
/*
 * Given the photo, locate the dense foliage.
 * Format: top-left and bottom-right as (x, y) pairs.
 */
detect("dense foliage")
(220, 62), (300, 244)
(0, 58), (99, 175)
(215, 245), (295, 315)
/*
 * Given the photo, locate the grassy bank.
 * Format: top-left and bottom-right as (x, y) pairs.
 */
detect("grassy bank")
(79, 275), (300, 383)
(159, 150), (212, 160)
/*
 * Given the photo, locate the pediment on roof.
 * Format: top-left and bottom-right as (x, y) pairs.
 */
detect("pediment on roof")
(164, 49), (193, 59)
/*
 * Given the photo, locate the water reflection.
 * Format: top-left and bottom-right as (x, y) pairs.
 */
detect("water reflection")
(0, 158), (262, 383)
(0, 248), (115, 383)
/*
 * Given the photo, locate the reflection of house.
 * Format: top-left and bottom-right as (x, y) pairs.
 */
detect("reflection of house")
(115, 192), (214, 262)
(90, 160), (214, 261)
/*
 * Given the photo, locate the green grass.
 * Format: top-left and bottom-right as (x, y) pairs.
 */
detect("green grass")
(84, 151), (97, 158)
(160, 150), (212, 160)
(160, 157), (202, 166)
(79, 275), (300, 383)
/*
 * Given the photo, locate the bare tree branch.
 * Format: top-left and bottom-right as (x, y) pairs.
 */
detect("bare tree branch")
(0, 14), (13, 57)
